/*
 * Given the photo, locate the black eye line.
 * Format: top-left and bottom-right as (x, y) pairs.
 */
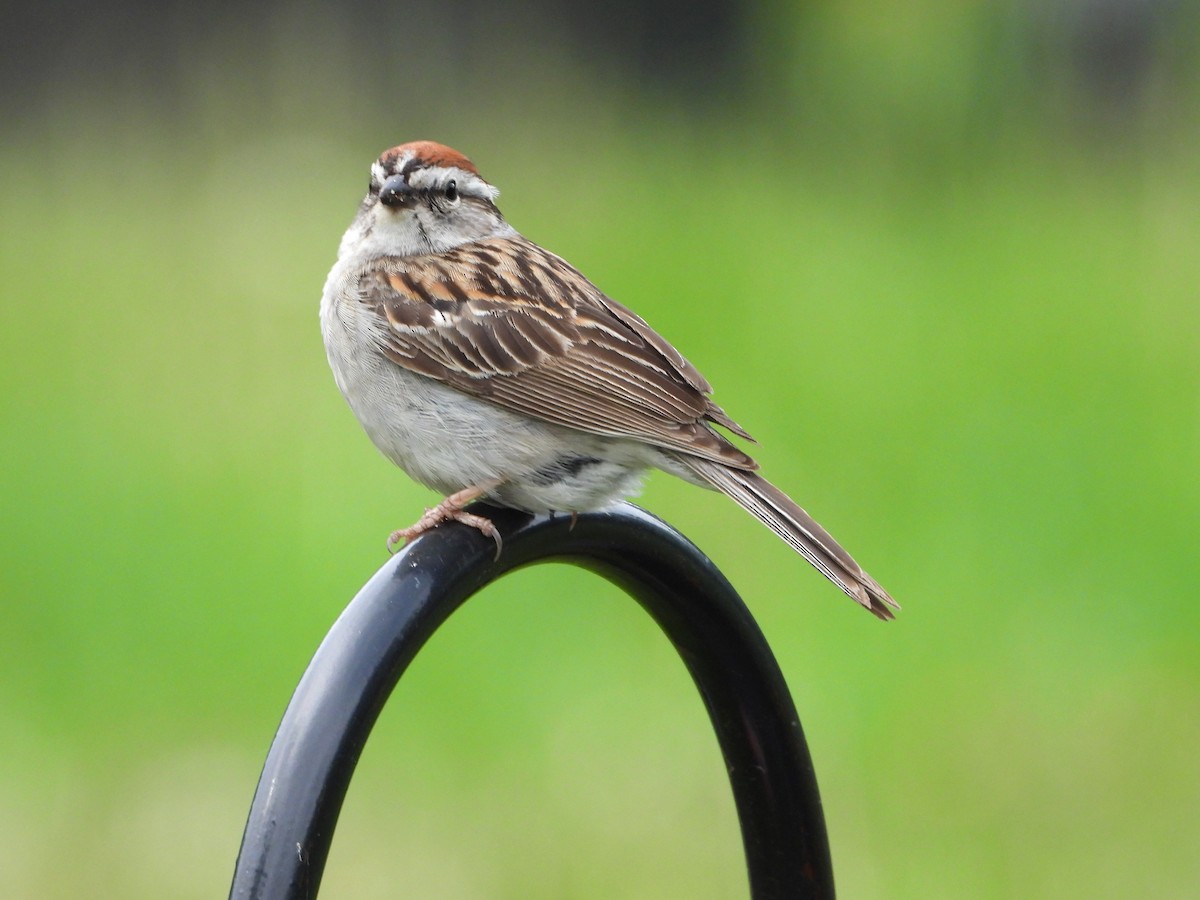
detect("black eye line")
(416, 181), (463, 212)
(373, 178), (467, 210)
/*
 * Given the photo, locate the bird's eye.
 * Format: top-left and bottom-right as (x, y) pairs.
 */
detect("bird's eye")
(445, 180), (459, 202)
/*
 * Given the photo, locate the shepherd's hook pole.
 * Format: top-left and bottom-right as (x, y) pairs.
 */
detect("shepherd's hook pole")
(229, 501), (835, 899)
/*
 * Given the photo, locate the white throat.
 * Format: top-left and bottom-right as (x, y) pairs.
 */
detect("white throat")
(338, 201), (517, 264)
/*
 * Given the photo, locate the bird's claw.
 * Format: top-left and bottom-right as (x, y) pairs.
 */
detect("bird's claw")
(386, 494), (503, 559)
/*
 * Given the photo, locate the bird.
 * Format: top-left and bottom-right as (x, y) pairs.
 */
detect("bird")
(320, 141), (899, 619)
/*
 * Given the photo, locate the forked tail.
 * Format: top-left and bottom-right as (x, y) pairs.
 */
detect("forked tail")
(682, 459), (900, 620)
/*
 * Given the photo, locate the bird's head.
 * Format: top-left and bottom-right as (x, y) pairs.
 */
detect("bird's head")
(341, 141), (512, 259)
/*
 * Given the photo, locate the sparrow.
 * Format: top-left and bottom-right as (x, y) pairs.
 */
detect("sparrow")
(321, 141), (898, 619)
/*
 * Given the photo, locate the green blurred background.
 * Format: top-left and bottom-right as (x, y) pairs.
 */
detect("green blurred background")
(2, 1), (1198, 896)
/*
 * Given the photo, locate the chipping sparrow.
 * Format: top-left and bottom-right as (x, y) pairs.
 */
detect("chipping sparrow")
(321, 141), (899, 619)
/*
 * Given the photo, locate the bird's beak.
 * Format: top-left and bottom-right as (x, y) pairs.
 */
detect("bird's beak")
(379, 175), (413, 208)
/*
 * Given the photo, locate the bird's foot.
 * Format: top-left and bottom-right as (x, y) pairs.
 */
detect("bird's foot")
(386, 481), (504, 558)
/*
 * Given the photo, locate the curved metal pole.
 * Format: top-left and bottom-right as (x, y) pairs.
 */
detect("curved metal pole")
(229, 502), (834, 899)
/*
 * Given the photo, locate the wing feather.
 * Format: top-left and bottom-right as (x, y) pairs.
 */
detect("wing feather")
(355, 235), (755, 469)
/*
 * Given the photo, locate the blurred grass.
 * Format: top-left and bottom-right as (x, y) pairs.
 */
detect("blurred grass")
(2, 13), (1199, 896)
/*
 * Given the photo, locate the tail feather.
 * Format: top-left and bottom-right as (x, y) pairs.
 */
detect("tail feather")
(682, 458), (899, 620)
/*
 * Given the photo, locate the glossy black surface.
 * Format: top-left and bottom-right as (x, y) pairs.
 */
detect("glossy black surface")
(229, 502), (834, 899)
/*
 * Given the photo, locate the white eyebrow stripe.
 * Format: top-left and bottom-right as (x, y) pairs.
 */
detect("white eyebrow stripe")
(406, 166), (499, 200)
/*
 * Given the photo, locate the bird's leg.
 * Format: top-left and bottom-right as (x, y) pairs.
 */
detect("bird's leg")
(387, 479), (504, 557)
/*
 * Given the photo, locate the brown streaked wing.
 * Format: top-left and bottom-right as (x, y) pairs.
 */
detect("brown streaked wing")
(356, 235), (758, 469)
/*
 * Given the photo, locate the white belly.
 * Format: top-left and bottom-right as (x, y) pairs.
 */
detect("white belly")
(320, 274), (656, 512)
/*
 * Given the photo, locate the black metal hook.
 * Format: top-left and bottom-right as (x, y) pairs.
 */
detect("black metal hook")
(229, 502), (834, 899)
